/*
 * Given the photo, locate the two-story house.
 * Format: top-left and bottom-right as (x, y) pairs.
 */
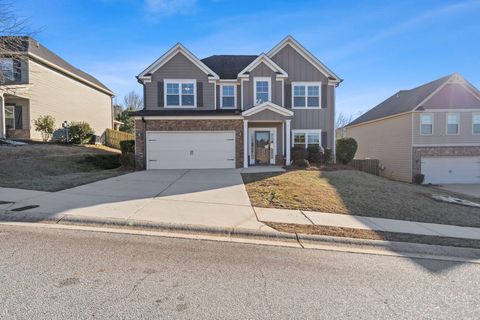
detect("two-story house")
(0, 37), (114, 140)
(132, 36), (341, 169)
(346, 73), (480, 184)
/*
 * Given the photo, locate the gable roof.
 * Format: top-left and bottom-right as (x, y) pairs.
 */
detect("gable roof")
(236, 53), (288, 78)
(242, 101), (294, 117)
(138, 43), (220, 81)
(201, 55), (257, 79)
(0, 36), (114, 96)
(267, 35), (342, 83)
(347, 74), (454, 127)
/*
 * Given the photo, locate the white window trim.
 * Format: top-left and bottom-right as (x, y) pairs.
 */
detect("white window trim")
(291, 129), (322, 148)
(419, 113), (434, 136)
(472, 112), (480, 135)
(446, 112), (460, 135)
(253, 77), (271, 106)
(5, 105), (15, 130)
(291, 82), (322, 109)
(164, 79), (197, 108)
(220, 84), (236, 109)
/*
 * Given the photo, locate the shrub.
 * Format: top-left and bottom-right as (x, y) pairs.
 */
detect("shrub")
(83, 154), (120, 169)
(33, 115), (55, 142)
(70, 121), (95, 144)
(120, 140), (135, 154)
(323, 148), (332, 164)
(292, 159), (310, 168)
(119, 153), (135, 168)
(336, 138), (358, 164)
(414, 174), (425, 185)
(306, 145), (323, 164)
(291, 146), (306, 162)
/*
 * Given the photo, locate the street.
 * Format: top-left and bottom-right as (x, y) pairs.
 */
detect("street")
(0, 225), (479, 319)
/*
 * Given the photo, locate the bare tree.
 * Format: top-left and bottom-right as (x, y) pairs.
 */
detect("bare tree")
(336, 112), (353, 139)
(121, 91), (143, 111)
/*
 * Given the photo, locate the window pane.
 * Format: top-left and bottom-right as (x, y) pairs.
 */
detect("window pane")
(222, 85), (234, 96)
(256, 81), (268, 92)
(256, 92), (269, 104)
(166, 83), (179, 94)
(166, 95), (179, 106)
(420, 114), (432, 125)
(222, 96), (235, 108)
(294, 133), (305, 144)
(307, 97), (320, 107)
(421, 124), (432, 135)
(181, 83), (194, 95)
(473, 114), (480, 124)
(293, 97), (305, 107)
(447, 124), (459, 134)
(307, 86), (319, 96)
(474, 123), (480, 134)
(293, 85), (305, 96)
(181, 95), (194, 106)
(307, 133), (320, 145)
(5, 106), (14, 129)
(447, 114), (459, 125)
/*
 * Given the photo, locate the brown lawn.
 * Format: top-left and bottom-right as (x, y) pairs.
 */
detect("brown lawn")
(242, 169), (480, 227)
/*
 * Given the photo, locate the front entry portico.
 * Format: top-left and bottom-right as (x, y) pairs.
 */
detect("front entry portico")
(242, 102), (293, 168)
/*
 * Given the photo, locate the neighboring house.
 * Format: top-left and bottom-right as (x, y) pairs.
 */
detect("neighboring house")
(132, 36), (341, 169)
(0, 37), (114, 140)
(345, 73), (480, 184)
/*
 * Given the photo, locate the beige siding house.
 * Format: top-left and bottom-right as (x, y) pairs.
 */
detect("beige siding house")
(0, 37), (114, 141)
(346, 73), (480, 184)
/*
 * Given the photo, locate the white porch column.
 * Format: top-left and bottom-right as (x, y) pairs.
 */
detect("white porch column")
(285, 119), (291, 165)
(243, 119), (249, 168)
(0, 93), (5, 139)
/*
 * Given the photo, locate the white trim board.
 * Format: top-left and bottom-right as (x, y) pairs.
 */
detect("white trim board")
(242, 101), (294, 117)
(134, 116), (243, 120)
(138, 43), (219, 81)
(237, 53), (288, 78)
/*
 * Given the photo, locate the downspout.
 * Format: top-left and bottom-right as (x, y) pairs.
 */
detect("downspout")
(142, 116), (146, 169)
(0, 92), (5, 139)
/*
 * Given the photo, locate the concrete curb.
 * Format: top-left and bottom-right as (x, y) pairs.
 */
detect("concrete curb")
(2, 210), (480, 261)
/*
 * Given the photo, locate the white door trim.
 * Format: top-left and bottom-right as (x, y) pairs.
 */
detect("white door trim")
(248, 127), (277, 165)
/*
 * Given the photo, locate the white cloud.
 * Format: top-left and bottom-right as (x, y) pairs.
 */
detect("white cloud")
(145, 0), (196, 16)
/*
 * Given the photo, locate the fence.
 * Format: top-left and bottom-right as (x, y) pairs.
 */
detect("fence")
(349, 159), (380, 176)
(105, 129), (134, 150)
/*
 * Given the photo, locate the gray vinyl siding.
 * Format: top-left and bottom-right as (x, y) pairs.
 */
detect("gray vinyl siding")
(243, 62), (282, 109)
(144, 52), (215, 110)
(413, 111), (480, 145)
(270, 44), (335, 149)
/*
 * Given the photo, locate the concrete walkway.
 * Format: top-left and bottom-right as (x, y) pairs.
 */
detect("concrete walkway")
(1, 169), (480, 241)
(255, 207), (480, 240)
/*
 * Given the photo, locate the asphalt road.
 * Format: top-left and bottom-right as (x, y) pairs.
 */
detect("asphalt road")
(0, 225), (479, 319)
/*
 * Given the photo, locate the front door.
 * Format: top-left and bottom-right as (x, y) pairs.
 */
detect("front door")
(254, 131), (271, 165)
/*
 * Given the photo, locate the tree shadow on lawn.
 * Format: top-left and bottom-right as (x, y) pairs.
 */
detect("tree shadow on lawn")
(242, 168), (480, 273)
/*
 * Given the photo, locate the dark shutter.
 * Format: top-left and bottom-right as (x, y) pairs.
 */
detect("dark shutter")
(284, 84), (292, 108)
(322, 131), (328, 148)
(157, 81), (164, 107)
(14, 105), (23, 129)
(321, 84), (327, 108)
(197, 81), (203, 107)
(216, 84), (220, 108)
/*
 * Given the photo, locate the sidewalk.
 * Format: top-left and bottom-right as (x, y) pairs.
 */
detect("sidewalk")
(254, 207), (480, 240)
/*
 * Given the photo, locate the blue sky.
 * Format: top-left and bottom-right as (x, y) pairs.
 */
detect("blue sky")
(15, 0), (480, 118)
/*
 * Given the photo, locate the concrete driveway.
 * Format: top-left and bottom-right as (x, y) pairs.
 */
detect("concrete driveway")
(0, 170), (271, 231)
(439, 184), (480, 199)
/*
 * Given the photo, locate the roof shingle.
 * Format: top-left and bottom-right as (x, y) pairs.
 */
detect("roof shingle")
(201, 55), (258, 79)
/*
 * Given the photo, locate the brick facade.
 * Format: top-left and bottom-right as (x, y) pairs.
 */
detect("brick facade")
(6, 129), (30, 140)
(134, 119), (244, 169)
(412, 146), (480, 176)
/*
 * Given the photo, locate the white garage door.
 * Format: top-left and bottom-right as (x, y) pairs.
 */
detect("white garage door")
(146, 131), (236, 169)
(421, 157), (480, 184)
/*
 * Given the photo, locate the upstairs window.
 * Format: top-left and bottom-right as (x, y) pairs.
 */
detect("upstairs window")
(473, 113), (480, 134)
(420, 114), (433, 135)
(447, 113), (459, 135)
(254, 77), (270, 105)
(292, 82), (321, 108)
(0, 58), (14, 82)
(165, 80), (196, 108)
(221, 84), (235, 108)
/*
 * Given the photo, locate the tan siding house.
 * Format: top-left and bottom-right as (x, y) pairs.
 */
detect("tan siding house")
(1, 37), (114, 141)
(346, 73), (480, 184)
